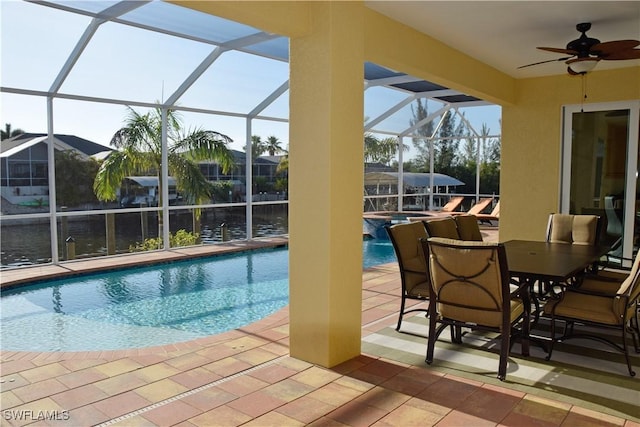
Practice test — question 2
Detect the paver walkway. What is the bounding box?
[1,236,638,426]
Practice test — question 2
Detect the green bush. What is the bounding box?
[129,229,199,252]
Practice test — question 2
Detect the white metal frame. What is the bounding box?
[0,1,500,266]
[561,99,640,262]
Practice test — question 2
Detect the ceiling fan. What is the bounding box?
[519,22,640,75]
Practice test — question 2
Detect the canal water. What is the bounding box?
[1,206,288,267]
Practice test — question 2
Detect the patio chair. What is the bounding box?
[385,222,430,331]
[424,217,460,239]
[476,201,500,224]
[543,249,640,376]
[421,237,530,381]
[453,215,484,241]
[449,197,494,217]
[543,213,603,292]
[546,213,602,246]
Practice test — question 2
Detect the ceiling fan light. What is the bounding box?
[567,58,599,74]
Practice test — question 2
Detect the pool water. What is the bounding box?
[0,239,396,352]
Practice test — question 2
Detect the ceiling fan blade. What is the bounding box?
[518,56,574,69]
[537,47,578,55]
[599,48,640,60]
[591,40,640,55]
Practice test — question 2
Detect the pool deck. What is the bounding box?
[1,232,639,426]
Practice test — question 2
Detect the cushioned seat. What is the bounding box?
[542,250,640,376]
[421,237,530,381]
[453,215,483,241]
[546,213,601,246]
[424,217,460,239]
[386,222,430,331]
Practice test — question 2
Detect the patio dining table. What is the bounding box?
[503,239,610,283]
[503,239,611,324]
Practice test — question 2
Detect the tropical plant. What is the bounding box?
[94,105,234,241]
[129,229,199,252]
[94,105,234,206]
[364,133,403,165]
[409,99,435,167]
[264,135,284,156]
[210,180,234,203]
[55,150,100,207]
[1,123,25,140]
[247,135,266,158]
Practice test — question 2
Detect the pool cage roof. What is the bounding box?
[1,0,498,144]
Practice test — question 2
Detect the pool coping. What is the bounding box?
[0,236,289,290]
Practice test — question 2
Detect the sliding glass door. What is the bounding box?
[561,100,639,265]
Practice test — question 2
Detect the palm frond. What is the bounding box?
[168,153,212,204]
[174,128,235,174]
[93,151,135,201]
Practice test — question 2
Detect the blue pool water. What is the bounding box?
[0,239,396,352]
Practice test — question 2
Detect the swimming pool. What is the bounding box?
[0,239,396,352]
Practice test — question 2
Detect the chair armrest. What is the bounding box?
[583,274,623,283]
[567,287,619,298]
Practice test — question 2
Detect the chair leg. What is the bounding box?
[498,331,510,381]
[396,296,406,331]
[546,316,557,361]
[630,315,640,353]
[621,327,636,377]
[520,321,530,357]
[426,312,438,364]
[450,325,462,344]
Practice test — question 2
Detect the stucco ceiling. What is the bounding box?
[366,1,640,79]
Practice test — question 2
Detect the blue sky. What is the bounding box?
[1,0,500,157]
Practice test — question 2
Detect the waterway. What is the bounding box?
[1,206,289,266]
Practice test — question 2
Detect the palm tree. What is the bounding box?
[264,135,283,156]
[94,105,235,236]
[247,135,266,158]
[1,123,25,140]
[364,132,404,165]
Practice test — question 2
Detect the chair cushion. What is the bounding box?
[426,217,459,239]
[543,292,620,325]
[572,215,599,245]
[454,215,483,241]
[549,214,574,244]
[579,277,622,295]
[440,298,524,329]
[387,222,429,295]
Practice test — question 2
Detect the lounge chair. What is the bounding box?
[449,197,494,217]
[476,201,500,224]
[438,196,464,213]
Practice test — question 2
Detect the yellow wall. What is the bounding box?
[500,67,640,241]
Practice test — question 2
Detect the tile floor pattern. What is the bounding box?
[2,239,640,427]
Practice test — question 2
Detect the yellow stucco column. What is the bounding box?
[288,1,365,367]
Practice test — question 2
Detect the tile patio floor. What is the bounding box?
[1,236,639,426]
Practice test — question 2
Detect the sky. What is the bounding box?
[0,0,501,158]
